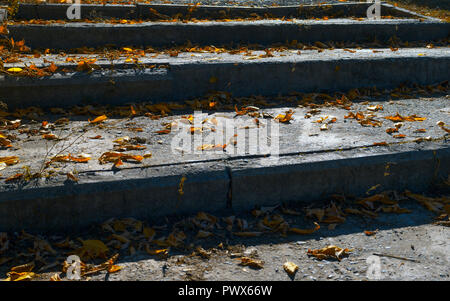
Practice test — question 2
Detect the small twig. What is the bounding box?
[39,125,91,174]
[373,253,420,263]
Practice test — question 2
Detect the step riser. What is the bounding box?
[232,148,450,211]
[8,21,450,50]
[0,147,448,232]
[1,56,449,109]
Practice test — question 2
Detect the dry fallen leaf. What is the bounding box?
[76,240,109,260]
[307,245,353,261]
[364,230,378,236]
[405,191,445,213]
[283,261,299,276]
[7,67,23,73]
[239,257,264,269]
[0,156,19,165]
[66,172,79,182]
[89,115,108,124]
[178,175,186,196]
[275,109,294,123]
[233,232,263,237]
[289,222,320,235]
[5,173,23,183]
[48,153,91,165]
[5,271,36,281]
[196,230,213,239]
[50,273,61,281]
[5,262,36,281]
[384,113,426,122]
[145,245,169,257]
[98,152,143,166]
[108,265,122,273]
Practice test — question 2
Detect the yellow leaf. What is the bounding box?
[145,245,169,256]
[10,263,33,273]
[5,272,35,281]
[283,261,299,275]
[7,68,23,73]
[50,273,61,281]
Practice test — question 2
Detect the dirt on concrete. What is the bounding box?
[84,199,450,281]
[0,190,449,281]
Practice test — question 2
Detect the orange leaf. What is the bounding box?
[89,115,108,124]
[155,129,171,134]
[130,105,136,115]
[386,127,398,134]
[5,173,23,182]
[373,142,388,146]
[108,265,122,273]
[48,62,58,73]
[0,156,19,165]
[0,25,8,35]
[364,230,378,236]
[289,222,320,235]
[275,109,294,123]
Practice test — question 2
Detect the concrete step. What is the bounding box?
[1,47,449,108]
[0,97,448,231]
[8,18,449,50]
[13,2,428,21]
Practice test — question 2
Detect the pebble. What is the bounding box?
[243,247,258,257]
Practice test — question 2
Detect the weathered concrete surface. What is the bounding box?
[84,205,450,281]
[2,191,449,281]
[13,2,422,21]
[1,47,450,109]
[0,8,7,22]
[7,18,449,50]
[0,97,448,231]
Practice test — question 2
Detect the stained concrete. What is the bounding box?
[1,48,449,108]
[8,18,449,50]
[13,2,424,21]
[0,97,448,231]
